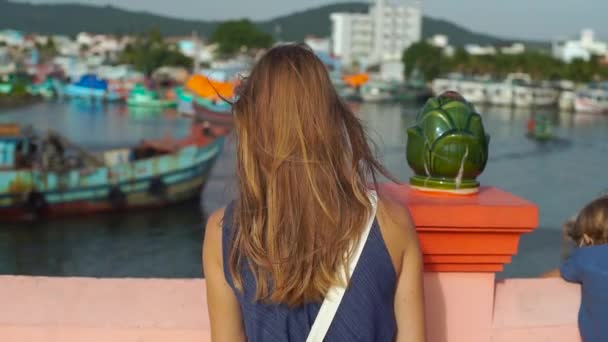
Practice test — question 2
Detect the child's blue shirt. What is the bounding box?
[561,245,608,342]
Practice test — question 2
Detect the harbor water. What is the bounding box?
[0,101,607,278]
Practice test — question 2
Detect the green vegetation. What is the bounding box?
[403,42,444,81]
[0,1,547,48]
[211,20,273,55]
[403,41,608,82]
[36,37,58,61]
[119,28,192,76]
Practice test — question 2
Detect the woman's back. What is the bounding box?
[202,44,425,342]
[221,200,397,341]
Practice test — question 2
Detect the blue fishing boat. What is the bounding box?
[0,123,227,221]
[64,74,121,102]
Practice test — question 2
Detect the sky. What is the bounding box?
[14,0,608,41]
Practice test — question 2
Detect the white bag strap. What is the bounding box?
[306,191,378,342]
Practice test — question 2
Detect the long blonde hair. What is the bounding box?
[230,44,394,307]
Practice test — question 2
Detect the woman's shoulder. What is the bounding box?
[203,207,227,269]
[375,190,418,274]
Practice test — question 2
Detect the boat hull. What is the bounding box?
[0,137,225,221]
[193,102,234,126]
[65,85,121,102]
[127,99,177,108]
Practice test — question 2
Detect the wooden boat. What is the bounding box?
[0,123,226,221]
[192,98,233,126]
[127,84,176,108]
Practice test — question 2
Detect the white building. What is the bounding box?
[553,29,608,63]
[330,0,421,67]
[304,36,331,54]
[370,0,422,63]
[464,44,497,56]
[0,30,25,47]
[330,12,373,66]
[428,34,449,48]
[500,43,525,55]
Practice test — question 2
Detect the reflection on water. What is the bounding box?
[0,201,206,278]
[0,101,608,278]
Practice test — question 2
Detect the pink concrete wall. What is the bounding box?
[492,278,581,342]
[0,276,582,342]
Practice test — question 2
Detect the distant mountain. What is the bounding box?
[0,0,548,49]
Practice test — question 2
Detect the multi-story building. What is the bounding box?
[370,0,422,63]
[330,0,421,67]
[330,12,373,67]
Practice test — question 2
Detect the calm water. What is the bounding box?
[1,100,607,278]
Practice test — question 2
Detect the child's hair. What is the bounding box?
[565,196,608,247]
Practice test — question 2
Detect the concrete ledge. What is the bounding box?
[0,276,583,342]
[491,278,581,341]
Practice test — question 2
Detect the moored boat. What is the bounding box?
[192,98,233,126]
[574,88,608,113]
[0,123,226,221]
[127,84,176,108]
[176,86,195,115]
[360,81,394,102]
[64,74,121,102]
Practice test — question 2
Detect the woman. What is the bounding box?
[203,44,425,341]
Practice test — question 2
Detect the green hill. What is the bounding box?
[0,0,547,49]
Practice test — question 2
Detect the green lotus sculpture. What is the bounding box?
[406,91,490,194]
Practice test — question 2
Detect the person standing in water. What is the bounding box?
[203,44,426,341]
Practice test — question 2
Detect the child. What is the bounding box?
[559,196,608,342]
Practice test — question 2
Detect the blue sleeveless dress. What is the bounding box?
[221,202,398,341]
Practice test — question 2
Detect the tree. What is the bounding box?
[119,28,192,76]
[211,19,274,56]
[402,41,443,81]
[37,37,58,61]
[404,42,608,83]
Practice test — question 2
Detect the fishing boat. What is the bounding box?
[127,84,176,108]
[27,78,64,99]
[432,76,487,104]
[184,74,236,125]
[391,82,433,104]
[486,74,538,108]
[574,88,608,113]
[532,82,560,107]
[192,98,233,126]
[360,81,394,102]
[513,85,534,108]
[456,80,487,104]
[0,82,12,95]
[331,74,362,102]
[64,74,121,102]
[0,123,226,221]
[176,87,195,116]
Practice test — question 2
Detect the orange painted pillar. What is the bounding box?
[380,184,539,342]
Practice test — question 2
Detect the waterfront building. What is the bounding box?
[330,0,422,67]
[553,29,608,63]
[330,12,373,67]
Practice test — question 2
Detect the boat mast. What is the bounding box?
[193,31,200,75]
